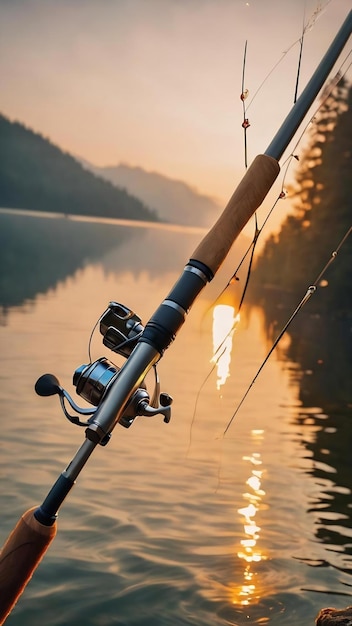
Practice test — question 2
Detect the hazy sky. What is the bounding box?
[0,0,351,205]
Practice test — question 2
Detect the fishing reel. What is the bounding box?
[35,302,173,444]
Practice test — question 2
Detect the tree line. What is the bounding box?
[251,78,351,316]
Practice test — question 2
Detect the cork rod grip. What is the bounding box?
[0,508,56,624]
[191,154,280,276]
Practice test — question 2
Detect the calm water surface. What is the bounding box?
[0,212,351,625]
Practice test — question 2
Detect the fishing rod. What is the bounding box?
[0,10,351,624]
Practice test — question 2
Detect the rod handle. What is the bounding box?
[191,154,280,276]
[0,507,57,624]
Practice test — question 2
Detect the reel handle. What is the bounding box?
[0,508,56,624]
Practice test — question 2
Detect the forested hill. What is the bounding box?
[251,79,351,316]
[0,113,158,221]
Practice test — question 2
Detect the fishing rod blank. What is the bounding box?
[266,9,352,161]
[0,9,351,625]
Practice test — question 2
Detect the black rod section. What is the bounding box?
[265,10,352,161]
[34,474,75,525]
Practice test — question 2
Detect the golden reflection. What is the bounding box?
[232,432,268,606]
[211,304,239,390]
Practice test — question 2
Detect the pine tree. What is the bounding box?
[252,78,351,315]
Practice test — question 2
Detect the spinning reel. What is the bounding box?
[35,302,173,444]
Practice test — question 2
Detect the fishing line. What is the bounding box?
[187,51,351,457]
[294,1,307,103]
[313,226,351,284]
[87,308,144,364]
[212,73,346,379]
[240,40,250,169]
[245,0,332,113]
[185,346,226,458]
[210,60,351,356]
[208,59,351,386]
[192,62,351,404]
[232,3,350,327]
[222,225,352,437]
[294,0,334,103]
[88,315,101,363]
[200,181,289,362]
[232,3,347,327]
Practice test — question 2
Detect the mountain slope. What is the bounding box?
[83,162,222,227]
[0,114,158,221]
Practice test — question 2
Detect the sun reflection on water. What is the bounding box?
[211,305,269,606]
[233,431,268,606]
[211,304,240,390]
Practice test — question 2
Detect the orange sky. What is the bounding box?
[0,0,351,209]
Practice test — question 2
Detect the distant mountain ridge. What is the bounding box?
[82,162,222,227]
[0,112,222,228]
[0,113,158,222]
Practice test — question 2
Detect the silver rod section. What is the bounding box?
[265,10,352,161]
[86,341,160,439]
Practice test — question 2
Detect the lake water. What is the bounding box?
[0,211,351,625]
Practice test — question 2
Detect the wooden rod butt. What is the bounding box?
[0,508,57,624]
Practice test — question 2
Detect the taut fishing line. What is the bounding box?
[293,1,333,102]
[222,225,352,436]
[206,60,351,367]
[218,1,340,322]
[294,1,307,103]
[227,0,343,334]
[186,51,351,458]
[205,65,348,364]
[244,0,332,114]
[213,225,351,492]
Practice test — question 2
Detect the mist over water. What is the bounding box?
[0,213,351,625]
